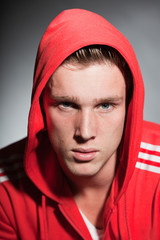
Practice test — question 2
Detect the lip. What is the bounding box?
[72,148,98,161]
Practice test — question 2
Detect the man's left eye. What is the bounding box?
[100,103,111,109]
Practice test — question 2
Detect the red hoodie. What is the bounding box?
[0,9,160,240]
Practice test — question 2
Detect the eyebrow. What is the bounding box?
[49,94,123,104]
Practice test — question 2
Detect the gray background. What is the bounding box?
[1,0,160,148]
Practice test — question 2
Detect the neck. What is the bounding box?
[67,153,117,228]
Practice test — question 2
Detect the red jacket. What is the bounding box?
[0,9,160,240]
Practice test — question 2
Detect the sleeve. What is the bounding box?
[0,204,18,240]
[0,139,26,239]
[0,185,19,240]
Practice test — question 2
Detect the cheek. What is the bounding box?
[46,111,74,147]
[99,107,126,141]
[112,108,126,142]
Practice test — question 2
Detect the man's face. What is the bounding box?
[43,62,126,180]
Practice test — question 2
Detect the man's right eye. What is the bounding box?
[60,102,72,108]
[57,102,77,111]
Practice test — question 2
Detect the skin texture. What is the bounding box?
[43,62,126,183]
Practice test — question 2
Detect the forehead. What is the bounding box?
[45,62,126,102]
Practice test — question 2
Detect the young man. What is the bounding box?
[0,9,160,240]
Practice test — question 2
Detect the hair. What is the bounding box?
[62,45,133,100]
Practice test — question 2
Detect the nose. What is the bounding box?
[74,109,96,141]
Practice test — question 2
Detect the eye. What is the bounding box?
[58,102,78,111]
[60,102,72,108]
[99,103,111,110]
[96,102,116,112]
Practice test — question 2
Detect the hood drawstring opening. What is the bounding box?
[39,195,48,240]
[124,193,131,240]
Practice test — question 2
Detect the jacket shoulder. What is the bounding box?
[0,138,27,184]
[142,120,160,144]
[0,138,26,158]
[135,120,160,175]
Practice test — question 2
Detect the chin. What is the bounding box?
[65,163,101,178]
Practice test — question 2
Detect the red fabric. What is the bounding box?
[0,9,160,239]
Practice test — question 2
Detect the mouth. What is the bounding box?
[72,148,98,162]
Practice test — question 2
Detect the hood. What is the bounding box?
[24,9,144,205]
